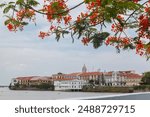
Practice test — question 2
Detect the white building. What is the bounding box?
[54,78,87,91]
[10,78,19,86]
[104,71,126,86]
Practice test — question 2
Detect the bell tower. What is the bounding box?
[82,64,87,73]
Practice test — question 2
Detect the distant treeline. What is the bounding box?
[82,86,134,93]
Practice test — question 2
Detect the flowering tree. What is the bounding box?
[0,0,150,58]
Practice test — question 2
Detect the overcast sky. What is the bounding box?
[0,0,149,85]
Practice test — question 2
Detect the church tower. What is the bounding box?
[82,64,87,73]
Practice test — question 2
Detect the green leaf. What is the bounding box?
[4,19,11,25]
[3,4,16,14]
[101,0,111,7]
[62,30,69,38]
[116,17,124,27]
[3,6,11,13]
[51,2,59,8]
[0,3,6,8]
[8,2,15,4]
[21,22,28,25]
[84,0,90,3]
[123,44,135,50]
[16,0,24,4]
[55,30,61,41]
[99,32,110,39]
[28,0,39,6]
[92,32,110,49]
[84,0,96,3]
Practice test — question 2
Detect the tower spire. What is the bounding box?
[82,64,87,73]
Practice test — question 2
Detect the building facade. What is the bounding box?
[124,73,142,86]
[10,76,52,87]
[54,78,87,91]
[10,65,142,90]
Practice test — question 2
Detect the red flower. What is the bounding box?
[133,0,139,3]
[50,25,56,31]
[111,23,123,32]
[38,31,50,39]
[81,37,90,45]
[64,15,72,25]
[7,24,14,31]
[138,15,144,20]
[139,16,149,31]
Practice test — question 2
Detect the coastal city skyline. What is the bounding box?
[0,61,148,86]
[10,65,142,92]
[0,0,150,85]
[0,64,146,86]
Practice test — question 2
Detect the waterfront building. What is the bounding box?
[79,72,103,85]
[104,71,126,86]
[64,72,81,79]
[10,65,142,90]
[52,72,66,79]
[103,71,142,86]
[10,78,19,86]
[29,76,52,86]
[10,76,52,86]
[124,72,142,86]
[13,76,34,86]
[54,78,87,91]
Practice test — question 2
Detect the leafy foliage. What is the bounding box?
[91,32,110,49]
[36,83,54,90]
[0,0,150,58]
[141,72,150,85]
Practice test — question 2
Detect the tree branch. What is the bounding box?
[125,0,149,23]
[24,1,84,16]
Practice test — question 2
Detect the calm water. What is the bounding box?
[0,87,120,100]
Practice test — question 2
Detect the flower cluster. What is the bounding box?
[2,0,150,58]
[81,37,90,46]
[85,0,102,25]
[6,8,35,32]
[43,0,71,23]
[86,0,101,10]
[16,9,35,20]
[135,41,144,56]
[76,0,102,25]
[105,36,131,47]
[38,0,72,39]
[111,15,125,32]
[38,31,50,39]
[6,18,23,31]
[76,12,88,23]
[63,15,72,25]
[111,23,123,32]
[137,2,150,39]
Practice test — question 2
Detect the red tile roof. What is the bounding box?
[79,72,103,76]
[16,76,36,80]
[65,72,81,76]
[16,76,52,81]
[104,72,112,76]
[124,73,142,79]
[52,78,76,81]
